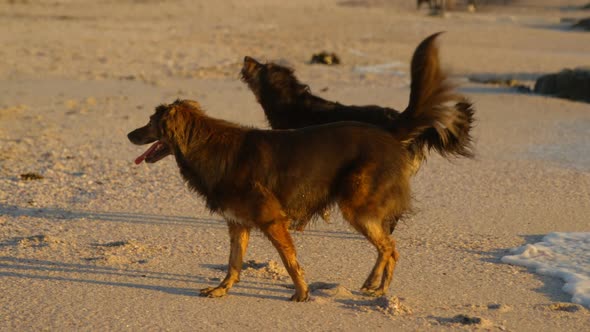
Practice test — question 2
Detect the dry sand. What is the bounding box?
[1,0,589,330]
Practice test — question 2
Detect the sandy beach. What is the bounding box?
[1,0,589,330]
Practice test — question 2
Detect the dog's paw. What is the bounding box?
[361,287,385,297]
[289,291,310,302]
[360,280,381,292]
[200,286,229,298]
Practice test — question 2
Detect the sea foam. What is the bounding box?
[502,232,590,308]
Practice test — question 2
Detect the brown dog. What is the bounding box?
[127,40,473,300]
[241,32,474,182]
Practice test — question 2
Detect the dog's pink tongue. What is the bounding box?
[134,141,160,165]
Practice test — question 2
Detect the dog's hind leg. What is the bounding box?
[355,219,396,296]
[379,214,402,292]
[380,237,400,294]
[200,222,251,298]
[338,165,399,296]
[261,221,309,302]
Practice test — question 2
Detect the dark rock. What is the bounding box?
[534,68,590,103]
[310,52,340,65]
[453,314,482,325]
[572,17,590,30]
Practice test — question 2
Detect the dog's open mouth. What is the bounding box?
[241,57,261,83]
[240,68,251,82]
[134,141,171,165]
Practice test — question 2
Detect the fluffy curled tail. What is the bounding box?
[390,32,475,162]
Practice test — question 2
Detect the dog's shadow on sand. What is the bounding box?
[467,234,573,303]
[0,203,224,228]
[0,256,296,301]
[0,254,399,307]
[0,256,202,296]
[0,203,363,240]
[0,204,362,301]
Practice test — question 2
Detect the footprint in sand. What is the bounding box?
[16,234,65,249]
[84,240,163,266]
[307,282,412,318]
[241,260,289,280]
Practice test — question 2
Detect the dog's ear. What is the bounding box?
[179,99,201,111]
[153,105,173,137]
[160,103,197,147]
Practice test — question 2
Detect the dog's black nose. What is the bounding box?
[127,131,139,144]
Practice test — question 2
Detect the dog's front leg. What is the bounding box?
[200,222,251,298]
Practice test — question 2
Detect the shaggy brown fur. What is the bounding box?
[127,81,470,300]
[241,32,474,178]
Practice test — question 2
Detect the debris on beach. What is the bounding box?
[372,296,413,317]
[544,302,584,313]
[417,0,478,15]
[451,314,484,325]
[455,315,496,329]
[310,52,341,65]
[468,76,531,93]
[305,283,412,318]
[99,240,137,248]
[346,295,412,318]
[435,314,494,328]
[488,303,513,313]
[20,172,44,181]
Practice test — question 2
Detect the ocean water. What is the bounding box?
[502,232,590,308]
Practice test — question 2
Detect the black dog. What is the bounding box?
[241,32,475,178]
